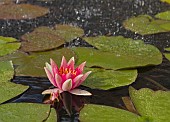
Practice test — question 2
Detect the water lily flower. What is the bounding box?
[42,56,92,97]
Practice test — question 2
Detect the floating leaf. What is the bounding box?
[129,87,170,122]
[123,15,170,35]
[155,11,170,21]
[0,48,76,77]
[0,4,49,20]
[83,68,137,90]
[160,0,170,4]
[0,61,28,103]
[0,103,56,121]
[73,46,162,70]
[164,47,170,61]
[165,47,170,51]
[54,24,84,42]
[79,104,143,122]
[0,36,20,57]
[21,30,65,52]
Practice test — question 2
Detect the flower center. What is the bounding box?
[59,67,77,75]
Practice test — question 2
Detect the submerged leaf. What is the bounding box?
[123,15,170,35]
[0,61,28,103]
[0,103,56,122]
[0,4,49,20]
[0,36,20,57]
[83,68,137,90]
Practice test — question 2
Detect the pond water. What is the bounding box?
[0,0,170,122]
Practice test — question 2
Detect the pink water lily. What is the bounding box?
[42,56,92,97]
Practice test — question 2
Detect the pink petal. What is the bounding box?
[69,89,92,96]
[60,56,67,68]
[44,67,57,87]
[76,61,86,74]
[42,88,63,94]
[55,74,63,90]
[50,58,59,75]
[77,71,92,86]
[67,57,75,69]
[45,62,52,73]
[72,74,83,89]
[66,72,72,79]
[62,79,72,91]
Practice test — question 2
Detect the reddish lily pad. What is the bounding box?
[20,30,65,52]
[123,15,170,35]
[0,48,76,77]
[20,25,84,52]
[54,24,84,42]
[0,4,49,20]
[129,87,170,122]
[0,36,20,57]
[33,25,84,42]
[83,68,137,90]
[0,61,29,103]
[0,103,56,122]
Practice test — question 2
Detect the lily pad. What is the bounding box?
[160,0,170,4]
[123,15,170,35]
[129,87,170,122]
[83,68,137,90]
[0,4,49,20]
[73,46,162,70]
[0,61,29,103]
[79,104,143,122]
[164,47,170,61]
[0,103,56,122]
[54,24,84,42]
[0,48,76,77]
[0,36,20,57]
[155,11,170,21]
[20,30,65,52]
[33,25,84,42]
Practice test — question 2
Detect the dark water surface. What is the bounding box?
[1,0,170,121]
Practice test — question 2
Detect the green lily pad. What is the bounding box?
[0,103,56,122]
[123,15,170,35]
[0,36,20,57]
[129,87,170,122]
[0,4,49,20]
[79,104,143,122]
[73,44,162,70]
[0,61,29,103]
[155,11,170,21]
[164,47,170,61]
[165,47,170,51]
[20,30,65,52]
[83,68,137,90]
[0,48,76,77]
[54,24,84,42]
[160,0,170,4]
